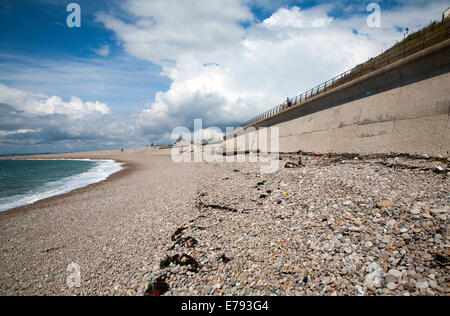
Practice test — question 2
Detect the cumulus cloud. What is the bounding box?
[97,0,253,64]
[95,1,380,136]
[0,83,111,118]
[262,5,333,28]
[0,85,141,154]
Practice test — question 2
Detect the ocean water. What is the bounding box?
[0,159,122,211]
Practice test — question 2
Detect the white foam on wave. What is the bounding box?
[0,159,123,212]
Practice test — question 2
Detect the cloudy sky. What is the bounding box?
[0,0,448,154]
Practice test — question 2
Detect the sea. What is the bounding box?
[0,159,122,212]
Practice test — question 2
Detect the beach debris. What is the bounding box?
[431,253,449,267]
[171,227,187,241]
[198,200,239,213]
[218,254,232,263]
[169,236,198,250]
[169,226,198,250]
[160,254,201,272]
[144,275,169,296]
[41,246,65,253]
[285,156,306,168]
[285,162,301,168]
[433,165,445,174]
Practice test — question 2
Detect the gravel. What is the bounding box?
[153,152,448,296]
[0,149,448,296]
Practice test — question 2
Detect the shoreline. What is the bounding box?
[0,159,136,219]
[0,146,207,296]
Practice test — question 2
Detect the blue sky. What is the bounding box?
[0,0,170,114]
[0,0,448,154]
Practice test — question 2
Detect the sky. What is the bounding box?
[0,0,448,154]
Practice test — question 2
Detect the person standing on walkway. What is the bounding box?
[286,97,292,108]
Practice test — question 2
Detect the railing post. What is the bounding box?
[404,38,406,57]
[423,30,426,49]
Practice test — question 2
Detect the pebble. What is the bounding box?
[377,200,394,208]
[386,282,397,290]
[387,269,402,279]
[415,279,429,289]
[410,208,421,215]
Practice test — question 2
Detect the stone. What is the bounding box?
[430,208,449,214]
[385,274,398,284]
[343,264,353,274]
[428,280,438,289]
[386,219,396,227]
[422,210,433,219]
[410,207,421,215]
[387,269,402,279]
[348,226,363,232]
[386,282,397,290]
[364,241,373,249]
[415,279,429,289]
[376,200,394,208]
[365,263,383,288]
[404,282,414,290]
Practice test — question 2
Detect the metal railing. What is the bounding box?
[234,19,450,132]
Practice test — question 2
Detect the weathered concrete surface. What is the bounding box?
[224,39,450,157]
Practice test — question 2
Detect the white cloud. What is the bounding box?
[0,83,111,118]
[97,0,252,64]
[262,5,333,29]
[92,44,110,57]
[0,129,37,136]
[0,84,144,153]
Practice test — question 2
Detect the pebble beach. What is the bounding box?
[0,147,448,296]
